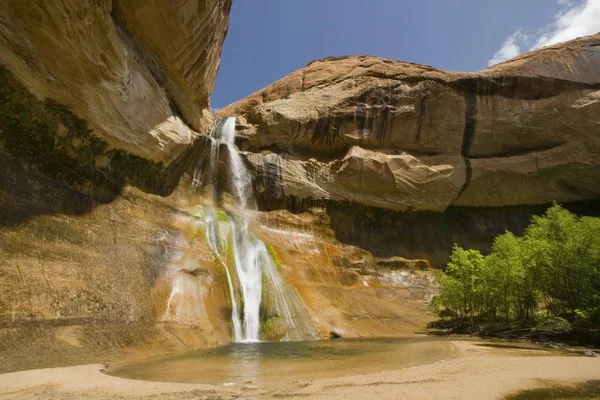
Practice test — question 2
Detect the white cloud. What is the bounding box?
[532,0,600,49]
[487,31,523,66]
[487,0,600,67]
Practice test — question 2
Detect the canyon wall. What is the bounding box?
[2,5,599,373]
[218,33,600,264]
[0,1,430,372]
[0,182,233,372]
[0,0,234,372]
[0,0,231,163]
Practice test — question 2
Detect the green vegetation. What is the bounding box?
[266,243,281,267]
[0,64,175,197]
[226,228,235,267]
[0,64,108,187]
[108,149,167,192]
[431,203,600,340]
[261,316,285,341]
[215,208,230,223]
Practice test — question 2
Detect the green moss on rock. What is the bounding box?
[261,316,285,341]
[266,244,281,267]
[0,64,195,215]
[0,65,111,188]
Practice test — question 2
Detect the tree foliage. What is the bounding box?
[432,204,600,328]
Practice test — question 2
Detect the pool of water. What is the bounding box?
[108,337,455,387]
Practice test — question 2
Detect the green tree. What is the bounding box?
[525,203,600,317]
[485,232,525,320]
[433,203,600,330]
[444,245,486,317]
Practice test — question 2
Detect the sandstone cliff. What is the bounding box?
[0,0,232,224]
[0,0,234,372]
[2,4,599,374]
[0,2,433,372]
[0,0,230,163]
[218,33,600,212]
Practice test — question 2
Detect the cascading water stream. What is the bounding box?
[204,206,243,341]
[229,221,263,342]
[192,120,245,341]
[221,117,265,342]
[220,117,252,212]
[195,116,317,343]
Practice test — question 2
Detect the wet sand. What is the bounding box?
[0,340,599,399]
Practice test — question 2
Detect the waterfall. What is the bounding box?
[220,117,253,212]
[204,206,243,341]
[229,220,263,341]
[197,116,317,343]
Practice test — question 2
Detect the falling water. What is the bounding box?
[220,117,253,212]
[229,221,263,342]
[196,116,317,342]
[204,206,243,341]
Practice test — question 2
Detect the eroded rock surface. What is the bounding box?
[0,0,234,372]
[0,0,231,163]
[248,148,466,211]
[0,182,232,373]
[255,208,439,339]
[219,33,600,211]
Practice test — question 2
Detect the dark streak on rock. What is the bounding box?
[264,155,283,199]
[460,80,478,157]
[292,121,302,140]
[415,94,427,146]
[456,80,478,199]
[309,116,342,147]
[456,158,473,200]
[252,154,284,201]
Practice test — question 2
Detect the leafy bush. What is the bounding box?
[433,203,600,328]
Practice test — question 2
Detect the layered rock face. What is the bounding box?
[0,0,231,224]
[0,0,234,372]
[218,33,600,211]
[0,0,231,163]
[0,183,233,372]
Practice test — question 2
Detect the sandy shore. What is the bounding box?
[0,341,599,399]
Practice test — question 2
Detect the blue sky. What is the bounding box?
[211,0,600,109]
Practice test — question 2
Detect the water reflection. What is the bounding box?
[109,338,454,387]
[226,343,261,383]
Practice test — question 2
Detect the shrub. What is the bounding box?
[434,203,600,329]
